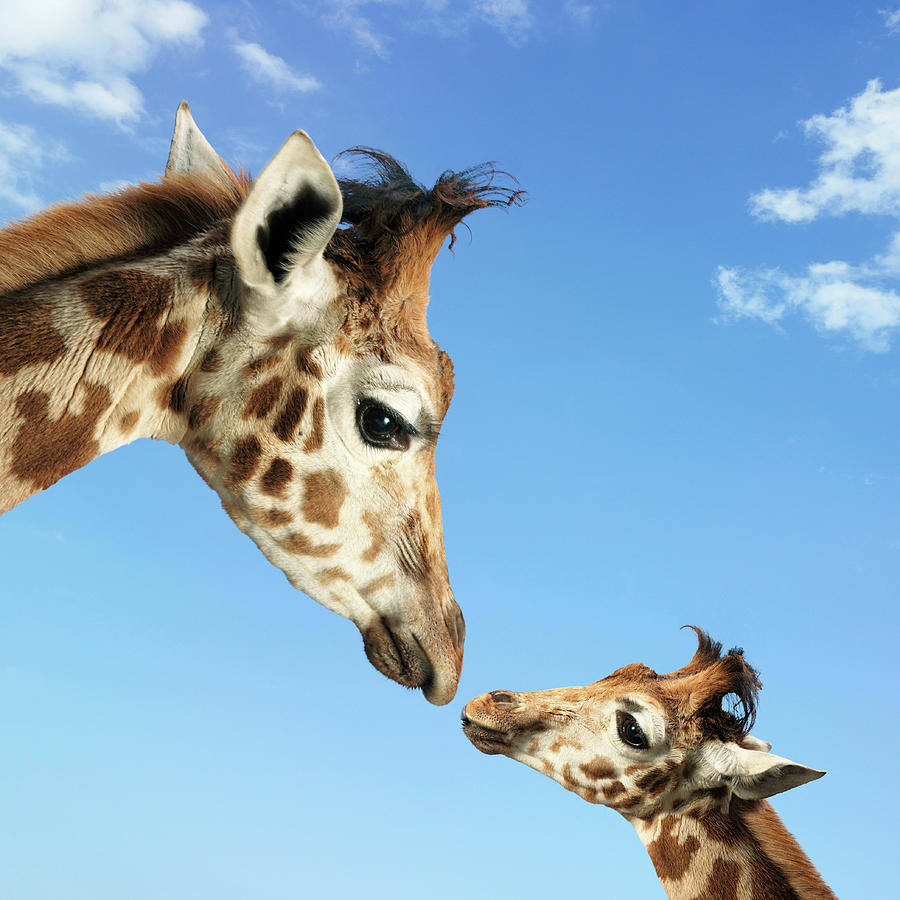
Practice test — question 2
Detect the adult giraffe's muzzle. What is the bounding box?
[362,590,464,705]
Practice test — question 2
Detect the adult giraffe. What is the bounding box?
[0,103,521,704]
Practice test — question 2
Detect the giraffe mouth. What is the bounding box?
[363,617,436,697]
[460,709,513,755]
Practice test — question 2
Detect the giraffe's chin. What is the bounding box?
[362,618,447,702]
[460,710,513,755]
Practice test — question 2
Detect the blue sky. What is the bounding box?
[1,2,898,897]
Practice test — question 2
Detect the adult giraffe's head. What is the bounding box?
[167,105,522,704]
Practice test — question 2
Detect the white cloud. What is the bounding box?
[750,79,900,223]
[313,0,535,53]
[716,231,900,352]
[0,0,208,125]
[881,7,900,32]
[564,2,594,25]
[0,121,68,216]
[473,0,533,43]
[719,79,900,351]
[232,41,323,93]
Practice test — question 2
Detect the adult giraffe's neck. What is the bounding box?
[631,799,836,899]
[0,243,229,514]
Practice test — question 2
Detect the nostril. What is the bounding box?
[489,690,516,706]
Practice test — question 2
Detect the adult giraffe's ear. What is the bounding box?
[230,130,343,326]
[165,101,231,181]
[698,741,825,800]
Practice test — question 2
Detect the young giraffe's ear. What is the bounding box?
[230,130,343,327]
[698,741,825,801]
[165,101,231,181]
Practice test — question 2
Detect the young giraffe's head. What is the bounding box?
[462,628,824,813]
[166,106,522,704]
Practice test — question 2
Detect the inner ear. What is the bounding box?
[258,185,337,284]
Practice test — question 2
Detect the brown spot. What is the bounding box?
[527,737,540,753]
[318,567,351,585]
[282,531,340,557]
[636,763,678,798]
[261,457,293,497]
[225,436,262,488]
[602,780,627,801]
[296,345,323,379]
[624,763,653,776]
[188,395,221,431]
[273,386,308,442]
[549,737,584,754]
[359,573,396,599]
[118,410,140,434]
[11,383,111,491]
[581,787,598,803]
[301,468,348,529]
[646,816,701,882]
[333,333,352,355]
[579,756,616,782]
[243,377,283,420]
[84,270,175,362]
[540,758,553,773]
[361,508,385,562]
[252,507,294,527]
[267,334,293,350]
[303,396,325,453]
[0,291,68,376]
[561,763,580,790]
[147,317,187,376]
[199,348,222,373]
[165,375,190,414]
[708,858,741,900]
[244,353,281,377]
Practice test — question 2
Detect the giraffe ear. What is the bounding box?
[230,130,343,323]
[165,101,231,181]
[699,741,825,800]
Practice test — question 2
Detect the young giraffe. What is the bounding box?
[463,629,835,898]
[0,102,522,704]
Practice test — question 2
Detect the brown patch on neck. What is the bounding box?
[0,170,250,296]
[301,468,348,529]
[260,457,293,497]
[281,531,340,558]
[0,291,68,376]
[645,815,701,883]
[243,377,284,420]
[578,756,615,781]
[11,383,112,491]
[736,800,836,899]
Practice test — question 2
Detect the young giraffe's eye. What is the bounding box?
[616,711,649,750]
[357,400,412,451]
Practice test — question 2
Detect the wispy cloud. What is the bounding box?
[750,79,900,223]
[881,7,900,32]
[0,0,208,126]
[232,40,323,93]
[564,2,594,25]
[312,0,536,54]
[717,78,900,351]
[0,121,68,216]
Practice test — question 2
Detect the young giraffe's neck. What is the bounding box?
[0,236,229,513]
[632,799,836,900]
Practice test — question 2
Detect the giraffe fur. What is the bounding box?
[462,629,836,898]
[0,103,522,705]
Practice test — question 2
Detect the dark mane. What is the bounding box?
[668,626,762,741]
[327,148,525,293]
[0,169,251,297]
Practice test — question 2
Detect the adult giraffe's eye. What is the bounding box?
[617,711,649,750]
[357,400,411,451]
